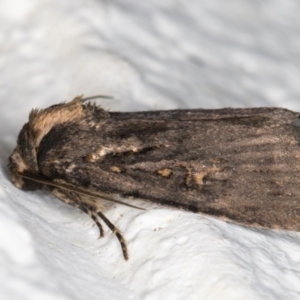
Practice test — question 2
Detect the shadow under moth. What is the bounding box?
[8,96,300,260]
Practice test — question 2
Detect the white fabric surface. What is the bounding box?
[1,1,300,299]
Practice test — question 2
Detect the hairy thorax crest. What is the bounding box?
[8,96,100,190]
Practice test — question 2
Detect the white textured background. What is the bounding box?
[1,1,300,300]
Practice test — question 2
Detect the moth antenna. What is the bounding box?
[79,206,104,238]
[19,173,145,211]
[97,211,129,260]
[81,95,114,102]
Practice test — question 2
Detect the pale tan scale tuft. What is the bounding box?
[87,139,145,162]
[194,167,222,187]
[29,96,84,148]
[10,149,28,174]
[156,168,172,178]
[110,166,122,173]
[66,163,76,173]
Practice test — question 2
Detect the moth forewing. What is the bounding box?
[8,96,300,260]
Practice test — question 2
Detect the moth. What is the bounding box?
[8,96,300,260]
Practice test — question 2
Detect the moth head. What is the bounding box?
[8,96,85,190]
[8,123,42,190]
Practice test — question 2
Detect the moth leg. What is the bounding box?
[78,205,104,238]
[51,188,105,238]
[97,211,129,260]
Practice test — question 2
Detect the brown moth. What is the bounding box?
[8,96,300,260]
